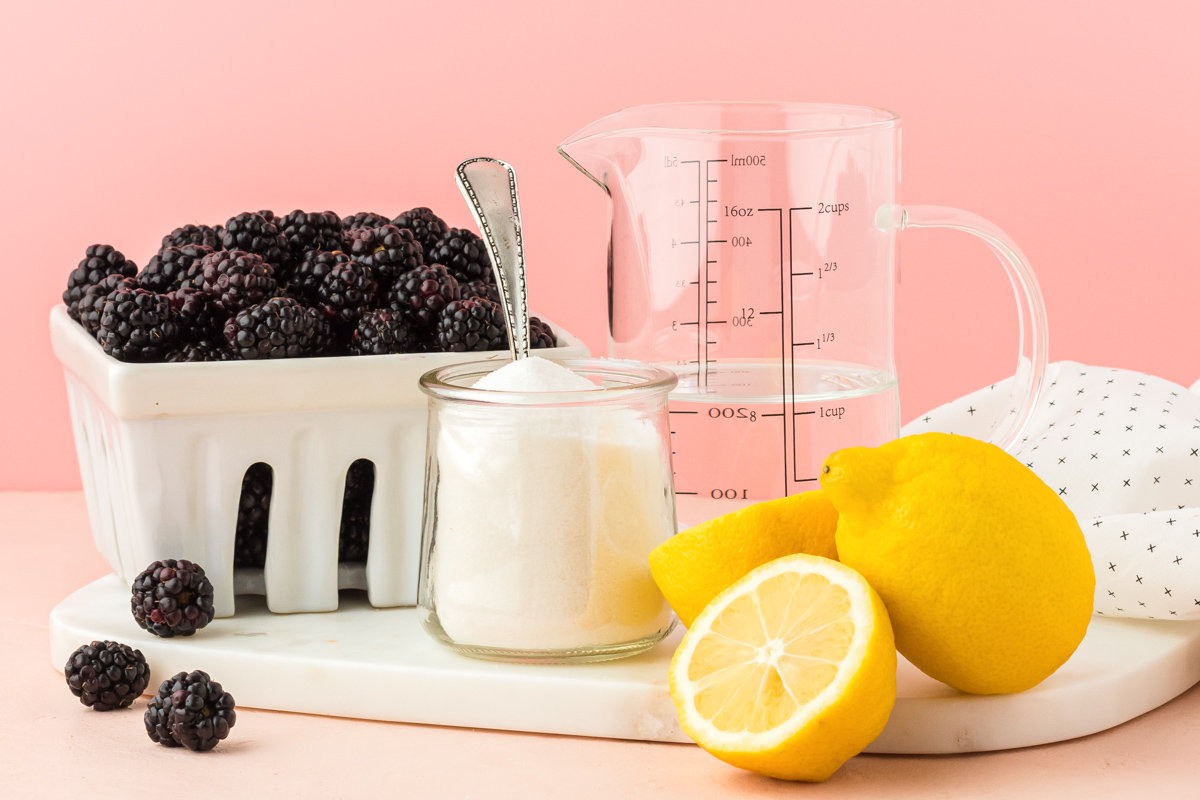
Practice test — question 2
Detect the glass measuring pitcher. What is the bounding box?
[559,102,1047,527]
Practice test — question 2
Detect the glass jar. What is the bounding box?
[417,358,679,663]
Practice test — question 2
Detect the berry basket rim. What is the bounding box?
[48,304,589,419]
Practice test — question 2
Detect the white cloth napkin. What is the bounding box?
[901,362,1200,620]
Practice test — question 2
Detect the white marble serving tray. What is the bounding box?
[50,575,1200,753]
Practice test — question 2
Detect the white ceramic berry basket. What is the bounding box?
[48,304,589,618]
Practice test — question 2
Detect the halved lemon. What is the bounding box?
[669,554,896,782]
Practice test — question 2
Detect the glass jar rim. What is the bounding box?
[418,357,679,406]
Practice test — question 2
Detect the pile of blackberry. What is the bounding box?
[66,206,561,360]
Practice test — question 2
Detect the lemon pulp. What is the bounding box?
[690,572,853,732]
[670,554,895,782]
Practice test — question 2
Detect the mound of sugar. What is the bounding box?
[473,356,599,392]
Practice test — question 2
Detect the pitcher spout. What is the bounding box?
[557,117,631,193]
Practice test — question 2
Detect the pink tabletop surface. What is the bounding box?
[3,491,1199,799]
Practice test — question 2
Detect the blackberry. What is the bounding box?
[224,296,327,359]
[161,224,223,251]
[169,287,228,341]
[435,297,508,352]
[391,207,449,256]
[164,340,233,363]
[234,464,272,568]
[144,689,178,747]
[79,274,137,335]
[308,306,338,354]
[287,249,349,304]
[317,262,378,327]
[461,279,500,303]
[350,309,416,355]
[346,224,423,286]
[255,209,283,227]
[339,459,374,562]
[64,640,150,711]
[178,260,207,291]
[530,316,558,349]
[341,211,391,231]
[280,209,343,259]
[138,244,214,293]
[427,228,494,285]
[220,212,290,276]
[130,559,215,638]
[385,265,460,331]
[97,288,180,362]
[145,670,236,752]
[199,250,277,314]
[64,244,137,321]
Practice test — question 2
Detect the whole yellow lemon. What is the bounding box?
[819,432,1094,695]
[650,490,839,628]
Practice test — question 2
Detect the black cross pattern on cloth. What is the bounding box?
[900,361,1200,620]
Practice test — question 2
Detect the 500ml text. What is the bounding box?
[730,154,766,166]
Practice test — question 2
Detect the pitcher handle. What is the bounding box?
[875,204,1048,452]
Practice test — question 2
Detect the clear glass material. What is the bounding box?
[559,102,1047,526]
[417,358,680,663]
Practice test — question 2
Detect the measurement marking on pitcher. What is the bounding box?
[703,159,728,386]
[759,207,788,495]
[682,160,702,390]
[789,206,816,485]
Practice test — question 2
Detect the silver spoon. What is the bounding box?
[455,157,530,360]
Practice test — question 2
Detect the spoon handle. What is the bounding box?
[455,157,530,360]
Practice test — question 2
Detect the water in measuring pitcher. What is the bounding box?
[667,361,898,528]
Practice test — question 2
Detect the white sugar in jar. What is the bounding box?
[416,357,679,663]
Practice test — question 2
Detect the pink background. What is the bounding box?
[2,1,1197,490]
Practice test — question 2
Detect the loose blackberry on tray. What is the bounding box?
[130,559,216,638]
[280,209,343,260]
[224,296,329,359]
[161,223,223,251]
[350,309,416,355]
[427,227,495,285]
[199,250,278,314]
[385,264,460,331]
[64,640,151,711]
[317,261,379,327]
[391,206,449,256]
[138,244,214,293]
[346,224,424,286]
[145,670,237,751]
[64,244,137,321]
[97,287,180,362]
[220,211,291,278]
